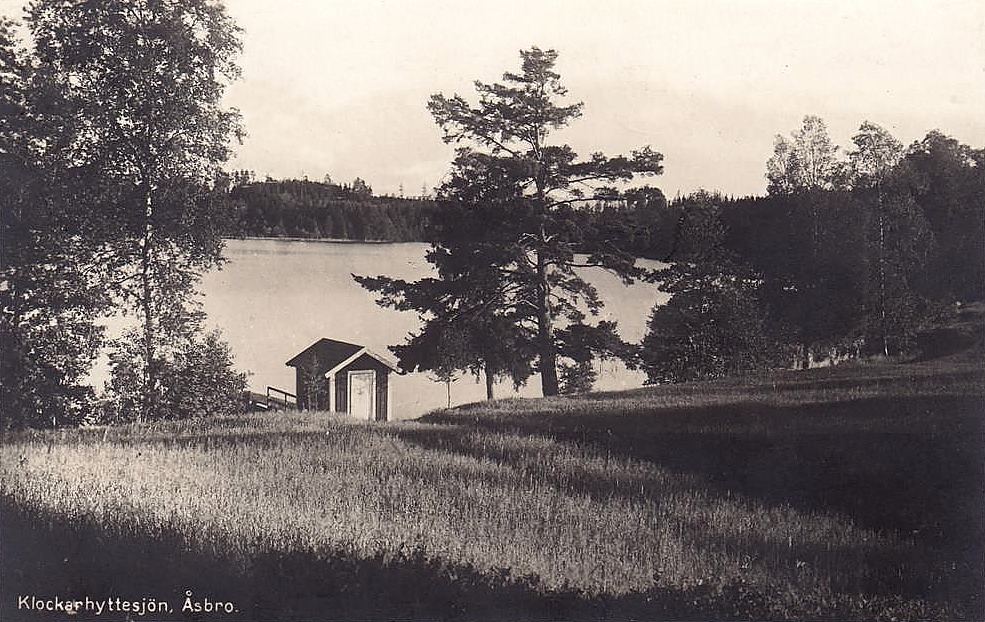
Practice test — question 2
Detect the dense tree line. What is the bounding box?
[223,177,438,241]
[224,174,677,252]
[639,122,984,383]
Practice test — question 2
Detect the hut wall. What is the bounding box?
[375,371,388,421]
[334,370,346,413]
[296,367,307,410]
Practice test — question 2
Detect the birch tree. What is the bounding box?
[27,0,244,420]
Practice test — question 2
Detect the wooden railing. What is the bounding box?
[245,387,298,411]
[266,386,298,410]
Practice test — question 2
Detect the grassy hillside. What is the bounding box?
[2,354,982,620]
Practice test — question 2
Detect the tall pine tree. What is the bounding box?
[359,48,662,396]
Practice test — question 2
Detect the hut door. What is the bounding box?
[348,370,375,420]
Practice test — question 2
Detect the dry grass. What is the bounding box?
[2,357,983,620]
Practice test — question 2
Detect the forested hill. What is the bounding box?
[223,178,438,241]
[220,177,680,250]
[220,176,683,253]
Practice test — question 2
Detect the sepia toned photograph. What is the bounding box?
[1,1,983,620]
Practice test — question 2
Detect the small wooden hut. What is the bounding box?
[286,338,399,421]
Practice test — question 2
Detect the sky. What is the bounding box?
[3,0,984,198]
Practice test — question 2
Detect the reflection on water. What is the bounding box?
[103,239,668,420]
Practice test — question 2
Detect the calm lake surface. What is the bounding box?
[102,239,668,420]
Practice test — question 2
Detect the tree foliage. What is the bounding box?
[640,194,776,383]
[225,178,436,241]
[848,121,904,186]
[26,0,245,421]
[849,121,932,355]
[2,2,250,428]
[641,262,774,384]
[377,47,663,397]
[390,313,534,400]
[104,323,247,422]
[356,209,536,399]
[766,115,844,195]
[0,16,108,429]
[902,131,985,302]
[691,123,980,366]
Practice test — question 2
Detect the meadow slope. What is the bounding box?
[1,354,983,620]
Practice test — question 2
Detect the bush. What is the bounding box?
[104,328,248,422]
[640,261,777,384]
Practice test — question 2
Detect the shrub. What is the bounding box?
[640,261,777,384]
[104,327,248,421]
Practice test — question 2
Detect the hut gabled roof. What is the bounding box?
[285,338,400,375]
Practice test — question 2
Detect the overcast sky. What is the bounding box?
[4,0,984,198]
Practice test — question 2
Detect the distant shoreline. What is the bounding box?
[225,236,415,245]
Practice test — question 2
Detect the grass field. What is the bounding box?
[2,352,983,620]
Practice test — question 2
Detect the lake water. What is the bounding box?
[101,239,668,420]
